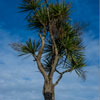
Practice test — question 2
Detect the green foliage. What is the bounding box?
[27,6,48,30]
[19,0,71,32]
[19,0,40,12]
[11,0,86,79]
[11,38,40,56]
[49,2,71,20]
[43,23,86,79]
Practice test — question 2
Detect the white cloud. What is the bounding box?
[55,66,99,100]
[0,27,99,100]
[82,31,99,66]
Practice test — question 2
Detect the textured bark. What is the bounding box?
[43,90,55,100]
[44,92,52,100]
[43,81,55,100]
[52,86,55,100]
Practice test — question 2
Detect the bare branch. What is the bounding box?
[54,74,63,86]
[35,56,48,81]
[49,55,59,80]
[48,25,59,80]
[35,26,49,81]
[37,26,46,59]
[54,68,72,86]
[55,69,62,74]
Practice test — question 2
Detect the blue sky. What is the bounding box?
[0,0,99,100]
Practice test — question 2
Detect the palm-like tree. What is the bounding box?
[11,0,86,100]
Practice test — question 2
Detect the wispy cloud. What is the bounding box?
[0,22,99,100]
[0,0,99,99]
[83,31,99,66]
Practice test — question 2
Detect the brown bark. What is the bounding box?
[43,81,55,100]
[35,26,49,81]
[36,58,48,81]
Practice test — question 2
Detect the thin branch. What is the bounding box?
[54,74,63,86]
[54,68,72,86]
[55,69,62,74]
[44,0,50,22]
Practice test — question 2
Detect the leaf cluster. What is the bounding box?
[19,0,71,32]
[43,23,86,79]
[11,0,86,79]
[11,38,40,56]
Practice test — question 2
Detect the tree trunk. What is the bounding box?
[43,81,55,100]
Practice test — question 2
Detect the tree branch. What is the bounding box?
[44,0,59,81]
[35,26,48,81]
[35,56,48,81]
[55,69,62,74]
[48,24,59,80]
[54,74,63,86]
[48,52,58,80]
[37,26,46,59]
[44,0,50,22]
[54,68,72,86]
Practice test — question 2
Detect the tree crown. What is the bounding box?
[11,0,86,81]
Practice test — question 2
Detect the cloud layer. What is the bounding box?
[0,0,99,100]
[0,27,99,100]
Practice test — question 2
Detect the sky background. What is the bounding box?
[0,0,99,100]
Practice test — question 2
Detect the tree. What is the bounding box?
[11,0,86,100]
